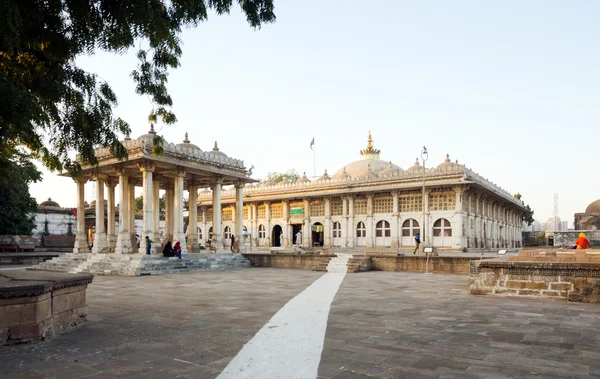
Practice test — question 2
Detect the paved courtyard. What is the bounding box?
[2,268,600,379]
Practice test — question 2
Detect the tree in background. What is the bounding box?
[134,194,165,213]
[264,169,300,184]
[0,151,42,234]
[514,193,535,226]
[1,0,275,174]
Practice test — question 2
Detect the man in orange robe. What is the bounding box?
[575,233,590,249]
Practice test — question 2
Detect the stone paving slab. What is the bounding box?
[2,269,600,378]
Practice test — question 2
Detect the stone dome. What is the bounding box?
[40,197,60,207]
[437,154,459,170]
[407,158,423,172]
[176,132,202,154]
[332,167,351,180]
[297,172,311,183]
[210,141,228,158]
[379,161,401,176]
[136,123,159,143]
[585,200,600,214]
[333,131,402,178]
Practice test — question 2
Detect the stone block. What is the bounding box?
[506,281,547,290]
[541,290,567,298]
[52,284,87,297]
[0,293,50,306]
[550,283,573,291]
[52,289,86,315]
[518,290,542,296]
[8,322,46,340]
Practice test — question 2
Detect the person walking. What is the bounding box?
[145,236,153,255]
[413,233,421,255]
[230,234,236,252]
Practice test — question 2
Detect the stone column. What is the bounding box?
[73,178,90,253]
[423,189,430,247]
[454,186,467,250]
[366,194,374,247]
[235,183,244,252]
[106,179,117,252]
[251,204,258,247]
[187,182,199,253]
[201,207,207,247]
[324,197,331,247]
[348,197,355,248]
[92,174,109,253]
[153,179,160,243]
[128,183,137,253]
[173,167,187,253]
[391,191,399,248]
[282,200,290,247]
[303,199,311,248]
[115,171,132,253]
[341,197,348,248]
[212,178,223,250]
[265,201,272,247]
[139,163,155,254]
[164,185,173,243]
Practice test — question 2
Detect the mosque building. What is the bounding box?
[197,132,526,251]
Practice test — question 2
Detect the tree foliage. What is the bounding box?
[264,169,300,184]
[514,193,534,226]
[0,0,276,174]
[0,151,42,234]
[134,194,165,213]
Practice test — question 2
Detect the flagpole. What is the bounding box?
[313,141,316,179]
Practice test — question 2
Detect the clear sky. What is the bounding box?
[30,0,600,227]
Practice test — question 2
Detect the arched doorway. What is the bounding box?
[272,225,283,247]
[224,226,232,247]
[356,221,366,247]
[433,218,452,247]
[375,220,391,246]
[332,222,342,246]
[197,227,202,246]
[208,227,213,242]
[312,222,324,246]
[401,219,420,246]
[258,224,266,246]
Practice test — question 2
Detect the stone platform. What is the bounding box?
[0,270,93,345]
[30,253,250,276]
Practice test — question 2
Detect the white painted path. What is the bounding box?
[216,272,346,379]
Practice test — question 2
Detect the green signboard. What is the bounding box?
[290,207,304,215]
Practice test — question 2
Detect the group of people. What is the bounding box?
[142,236,182,259]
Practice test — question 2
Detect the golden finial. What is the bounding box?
[360,130,380,158]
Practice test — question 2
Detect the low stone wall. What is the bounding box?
[0,252,61,266]
[470,260,600,303]
[244,253,333,270]
[370,256,475,275]
[0,270,93,345]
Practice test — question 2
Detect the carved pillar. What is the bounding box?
[188,181,199,253]
[341,197,348,248]
[173,167,187,253]
[212,178,223,250]
[139,163,155,254]
[73,178,90,253]
[201,207,207,247]
[423,189,430,247]
[366,194,374,247]
[128,183,137,253]
[324,197,331,247]
[164,185,174,244]
[303,199,311,248]
[251,204,258,248]
[282,200,290,247]
[391,191,399,248]
[153,179,160,243]
[115,170,132,253]
[348,197,355,248]
[265,201,271,247]
[106,179,117,252]
[235,183,244,252]
[92,174,108,253]
[454,186,466,251]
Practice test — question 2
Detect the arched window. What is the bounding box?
[356,221,366,237]
[333,222,342,238]
[433,218,452,247]
[375,220,391,237]
[208,227,213,240]
[402,219,420,237]
[258,224,266,239]
[224,226,231,240]
[197,227,202,241]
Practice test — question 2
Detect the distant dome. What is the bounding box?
[437,154,459,170]
[379,161,401,176]
[210,141,228,158]
[586,200,600,214]
[333,131,402,178]
[297,172,311,183]
[407,158,423,172]
[40,197,60,207]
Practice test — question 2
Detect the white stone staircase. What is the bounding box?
[325,253,353,273]
[30,253,251,276]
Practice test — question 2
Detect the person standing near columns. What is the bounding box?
[92,173,109,253]
[73,177,90,254]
